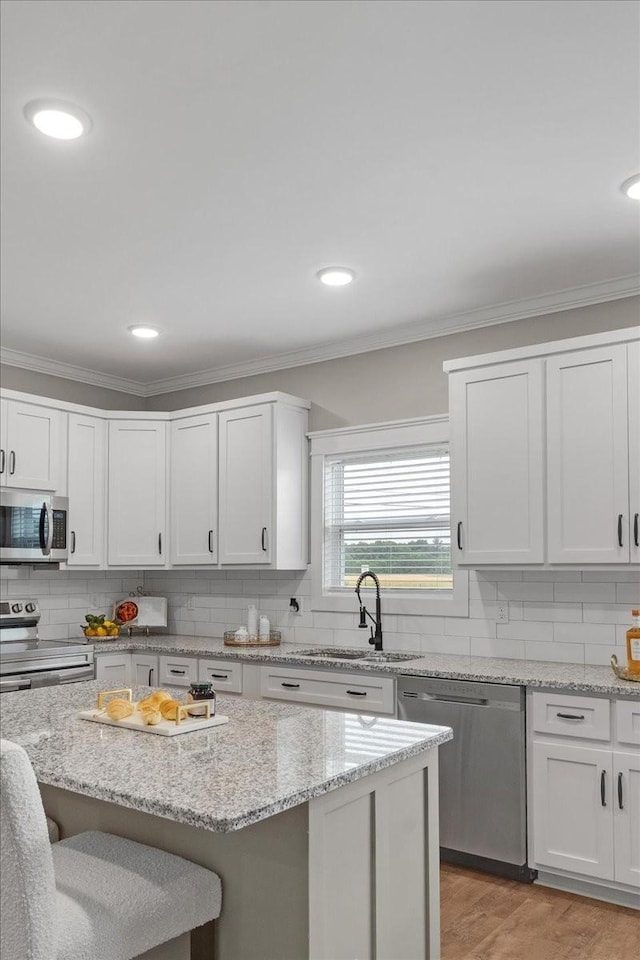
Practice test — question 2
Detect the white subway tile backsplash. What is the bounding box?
[470,637,526,660]
[497,581,554,602]
[497,620,554,642]
[554,582,616,603]
[421,635,470,656]
[523,602,582,622]
[445,616,496,639]
[525,640,584,664]
[584,643,628,666]
[553,622,615,645]
[616,582,640,604]
[583,603,634,625]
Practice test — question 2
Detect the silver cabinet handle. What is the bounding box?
[9,450,16,475]
[158,532,163,555]
[600,770,607,807]
[148,667,154,685]
[0,449,4,474]
[170,668,186,675]
[261,526,268,552]
[618,772,624,810]
[556,712,584,721]
[456,521,463,550]
[208,529,214,553]
[617,514,624,548]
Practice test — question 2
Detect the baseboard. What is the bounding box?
[536,871,640,910]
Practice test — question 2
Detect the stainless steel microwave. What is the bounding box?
[0,492,69,563]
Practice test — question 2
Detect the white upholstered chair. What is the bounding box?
[0,739,222,960]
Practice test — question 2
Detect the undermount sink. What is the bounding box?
[295,648,421,663]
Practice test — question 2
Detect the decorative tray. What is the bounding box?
[224,630,281,647]
[78,689,229,737]
[611,655,640,683]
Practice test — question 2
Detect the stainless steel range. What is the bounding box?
[0,599,94,692]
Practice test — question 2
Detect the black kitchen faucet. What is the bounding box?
[355,570,383,651]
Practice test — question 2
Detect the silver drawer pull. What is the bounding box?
[209,673,229,680]
[556,712,585,721]
[281,682,300,689]
[170,669,186,675]
[346,689,367,696]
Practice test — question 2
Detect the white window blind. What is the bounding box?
[323,446,452,591]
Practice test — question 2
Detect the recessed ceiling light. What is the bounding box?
[317,267,355,287]
[24,99,92,140]
[621,174,640,200]
[128,325,160,339]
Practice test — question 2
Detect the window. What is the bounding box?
[323,447,452,591]
[310,416,468,617]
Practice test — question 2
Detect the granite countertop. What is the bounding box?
[93,635,640,698]
[0,681,451,833]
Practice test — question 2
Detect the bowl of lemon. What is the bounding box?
[82,614,121,639]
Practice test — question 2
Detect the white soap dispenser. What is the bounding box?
[247,604,258,639]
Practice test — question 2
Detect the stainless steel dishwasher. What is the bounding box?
[397,675,535,882]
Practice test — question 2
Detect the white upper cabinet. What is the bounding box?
[67,414,105,567]
[107,420,167,566]
[446,327,640,567]
[628,342,640,564]
[0,398,66,492]
[547,345,630,563]
[219,405,273,564]
[170,414,218,565]
[218,400,308,569]
[449,360,544,564]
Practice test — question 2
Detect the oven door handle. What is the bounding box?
[0,677,32,692]
[39,501,54,556]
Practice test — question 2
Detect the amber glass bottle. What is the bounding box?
[626,609,640,676]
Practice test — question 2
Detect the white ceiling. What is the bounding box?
[1,0,639,393]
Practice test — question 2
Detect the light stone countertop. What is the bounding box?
[92,634,640,698]
[0,680,452,832]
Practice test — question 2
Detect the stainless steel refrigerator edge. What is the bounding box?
[397,675,536,882]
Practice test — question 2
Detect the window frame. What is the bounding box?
[310,416,469,617]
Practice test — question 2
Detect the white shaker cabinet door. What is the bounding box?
[3,400,65,492]
[628,342,640,564]
[95,653,131,686]
[547,344,630,563]
[218,405,273,564]
[67,414,106,567]
[107,421,167,566]
[170,414,218,565]
[613,751,640,888]
[449,360,544,564]
[131,654,159,688]
[532,741,614,881]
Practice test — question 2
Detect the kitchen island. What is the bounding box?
[0,681,452,960]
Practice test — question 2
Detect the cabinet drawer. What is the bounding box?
[159,655,198,687]
[199,658,242,694]
[616,700,640,746]
[260,666,395,715]
[532,691,610,741]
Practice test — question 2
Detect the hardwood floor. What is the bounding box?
[440,864,639,960]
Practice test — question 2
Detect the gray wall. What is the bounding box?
[145,296,640,429]
[0,364,142,409]
[2,296,638,423]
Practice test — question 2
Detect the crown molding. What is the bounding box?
[0,347,147,397]
[142,273,640,395]
[1,274,638,397]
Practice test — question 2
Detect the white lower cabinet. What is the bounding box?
[531,692,640,890]
[158,654,198,687]
[260,665,395,715]
[532,742,614,880]
[130,654,159,687]
[198,658,242,694]
[95,653,130,686]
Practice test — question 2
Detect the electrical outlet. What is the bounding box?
[496,604,509,623]
[289,597,303,615]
